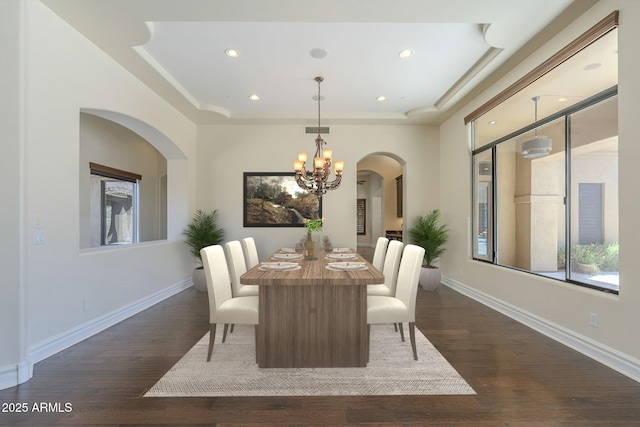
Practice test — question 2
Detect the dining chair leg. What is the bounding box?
[207,323,217,362]
[398,322,405,342]
[394,323,398,332]
[222,324,229,343]
[230,324,235,333]
[367,324,371,363]
[409,322,418,360]
[255,325,259,363]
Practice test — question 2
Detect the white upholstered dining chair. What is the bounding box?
[367,244,425,360]
[371,237,389,271]
[241,237,260,270]
[200,245,259,362]
[367,239,403,297]
[224,240,259,297]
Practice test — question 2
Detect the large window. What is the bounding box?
[470,14,618,294]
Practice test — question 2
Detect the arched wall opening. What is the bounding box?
[357,153,405,247]
[79,109,189,243]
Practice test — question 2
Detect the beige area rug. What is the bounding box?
[144,324,475,397]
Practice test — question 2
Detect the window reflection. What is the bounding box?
[495,118,566,274]
[473,152,492,261]
[102,180,136,245]
[568,97,619,291]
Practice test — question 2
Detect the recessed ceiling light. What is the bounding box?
[488,120,497,125]
[376,96,387,101]
[225,49,240,58]
[399,49,413,59]
[583,62,602,71]
[557,97,568,102]
[309,48,328,59]
[249,94,260,101]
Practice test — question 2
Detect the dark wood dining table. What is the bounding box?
[240,248,384,368]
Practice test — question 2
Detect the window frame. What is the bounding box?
[471,87,618,294]
[468,11,619,294]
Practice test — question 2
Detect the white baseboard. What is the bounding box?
[441,276,640,384]
[0,362,30,391]
[0,365,17,391]
[17,361,31,384]
[29,279,192,365]
[0,279,192,391]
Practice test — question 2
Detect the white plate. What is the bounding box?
[327,262,367,271]
[280,247,296,253]
[332,248,351,253]
[259,262,300,271]
[326,253,357,260]
[272,253,303,260]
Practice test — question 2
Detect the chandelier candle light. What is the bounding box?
[294,77,344,197]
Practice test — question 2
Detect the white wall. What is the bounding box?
[1,1,199,389]
[0,0,24,383]
[197,124,439,260]
[439,0,640,379]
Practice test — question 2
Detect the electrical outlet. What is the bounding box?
[589,312,598,328]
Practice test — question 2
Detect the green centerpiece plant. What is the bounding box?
[304,217,324,234]
[303,217,323,259]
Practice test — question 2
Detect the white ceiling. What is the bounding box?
[41,0,592,125]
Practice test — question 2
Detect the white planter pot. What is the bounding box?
[419,266,441,291]
[192,267,207,293]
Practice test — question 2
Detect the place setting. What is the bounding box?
[259,262,301,271]
[331,247,351,253]
[272,252,304,260]
[325,252,358,260]
[325,261,368,271]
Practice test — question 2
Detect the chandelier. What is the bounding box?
[293,77,343,197]
[521,96,552,159]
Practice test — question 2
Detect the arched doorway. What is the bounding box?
[356,154,404,252]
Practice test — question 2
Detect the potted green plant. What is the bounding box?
[183,209,225,292]
[408,209,449,291]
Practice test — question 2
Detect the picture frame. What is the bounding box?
[243,172,322,227]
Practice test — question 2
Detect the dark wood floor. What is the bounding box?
[2,279,640,425]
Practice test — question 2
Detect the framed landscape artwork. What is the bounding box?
[243,172,322,227]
